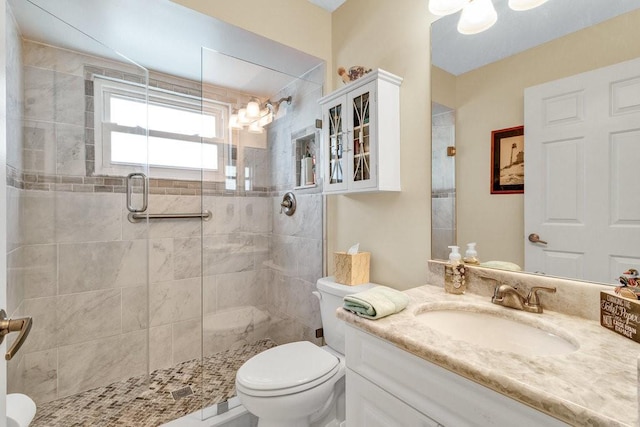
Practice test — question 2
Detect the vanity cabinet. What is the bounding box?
[345,325,569,427]
[347,370,440,427]
[319,69,402,194]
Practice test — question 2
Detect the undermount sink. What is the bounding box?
[415,305,579,356]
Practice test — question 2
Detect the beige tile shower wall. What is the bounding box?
[265,66,324,346]
[8,191,152,403]
[9,40,275,403]
[268,193,323,345]
[11,190,276,403]
[5,1,24,396]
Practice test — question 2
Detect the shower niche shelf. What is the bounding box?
[292,127,318,190]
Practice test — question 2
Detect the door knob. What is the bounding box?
[0,309,32,361]
[528,233,548,245]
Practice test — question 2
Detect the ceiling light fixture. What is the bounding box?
[457,0,497,35]
[429,0,551,35]
[428,0,468,16]
[508,0,549,11]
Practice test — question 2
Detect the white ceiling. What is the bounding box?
[9,0,324,97]
[307,0,347,12]
[431,0,640,76]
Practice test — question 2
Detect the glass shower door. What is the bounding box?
[6,0,152,424]
[196,46,325,423]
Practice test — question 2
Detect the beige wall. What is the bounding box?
[330,0,431,289]
[171,0,333,89]
[452,10,640,267]
[431,66,456,109]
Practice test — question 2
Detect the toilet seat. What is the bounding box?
[236,341,340,397]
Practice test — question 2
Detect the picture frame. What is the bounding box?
[490,126,524,194]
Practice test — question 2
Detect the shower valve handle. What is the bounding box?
[280,192,296,216]
[0,309,33,361]
[280,201,291,214]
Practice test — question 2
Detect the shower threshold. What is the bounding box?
[31,339,275,427]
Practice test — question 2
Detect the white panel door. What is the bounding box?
[525,57,640,283]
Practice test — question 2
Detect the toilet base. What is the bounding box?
[7,393,37,427]
[309,376,345,427]
[243,373,345,427]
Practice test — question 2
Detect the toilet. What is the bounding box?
[7,393,36,427]
[235,277,375,427]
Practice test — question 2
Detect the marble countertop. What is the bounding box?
[337,284,639,426]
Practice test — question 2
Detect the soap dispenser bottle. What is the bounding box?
[463,242,479,265]
[444,245,466,295]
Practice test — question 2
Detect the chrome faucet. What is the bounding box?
[491,284,556,314]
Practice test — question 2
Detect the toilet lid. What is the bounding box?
[236,341,339,392]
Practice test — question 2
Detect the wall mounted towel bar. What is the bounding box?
[128,210,212,223]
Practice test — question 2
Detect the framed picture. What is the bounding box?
[490,126,524,194]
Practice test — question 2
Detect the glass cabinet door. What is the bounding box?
[348,82,376,190]
[351,91,370,182]
[324,100,348,192]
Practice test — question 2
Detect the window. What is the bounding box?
[94,77,228,179]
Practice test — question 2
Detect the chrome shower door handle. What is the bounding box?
[126,172,148,213]
[0,309,33,361]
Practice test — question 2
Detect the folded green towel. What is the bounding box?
[343,286,410,320]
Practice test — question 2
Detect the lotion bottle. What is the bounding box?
[463,242,479,265]
[444,245,466,295]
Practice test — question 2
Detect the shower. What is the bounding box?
[4,0,325,425]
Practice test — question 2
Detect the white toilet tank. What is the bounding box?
[316,277,375,355]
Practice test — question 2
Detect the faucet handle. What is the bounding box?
[526,286,556,308]
[492,283,508,298]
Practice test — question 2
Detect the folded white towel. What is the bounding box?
[343,285,410,320]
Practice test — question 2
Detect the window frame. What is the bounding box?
[93,76,230,180]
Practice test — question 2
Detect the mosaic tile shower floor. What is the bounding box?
[32,339,276,427]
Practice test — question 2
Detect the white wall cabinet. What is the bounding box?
[319,69,402,194]
[345,325,569,427]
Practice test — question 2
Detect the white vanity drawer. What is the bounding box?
[345,325,568,426]
[346,369,440,427]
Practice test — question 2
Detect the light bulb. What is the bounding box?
[429,0,468,16]
[248,122,264,134]
[246,99,260,118]
[508,0,548,11]
[457,0,497,35]
[229,114,241,129]
[238,108,249,124]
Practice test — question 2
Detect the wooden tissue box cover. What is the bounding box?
[334,252,370,285]
[600,290,640,343]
